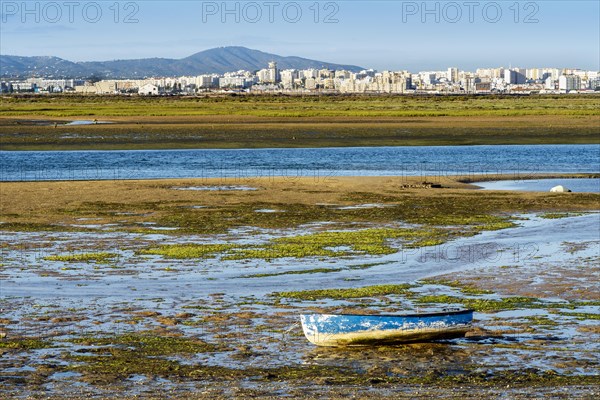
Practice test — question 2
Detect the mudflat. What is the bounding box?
[1,174,599,398]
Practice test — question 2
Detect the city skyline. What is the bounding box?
[5,60,598,95]
[1,1,599,71]
[3,45,598,81]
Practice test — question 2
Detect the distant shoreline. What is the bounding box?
[2,94,598,150]
[1,173,598,185]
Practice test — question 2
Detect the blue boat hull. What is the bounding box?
[301,310,473,346]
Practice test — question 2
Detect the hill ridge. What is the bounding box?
[1,46,364,79]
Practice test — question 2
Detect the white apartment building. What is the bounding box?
[195,75,219,88]
[280,69,298,89]
[558,75,581,91]
[300,69,318,79]
[447,67,459,83]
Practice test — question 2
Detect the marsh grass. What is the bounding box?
[2,94,599,117]
[2,95,599,150]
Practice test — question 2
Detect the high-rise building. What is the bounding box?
[558,75,581,91]
[196,75,218,88]
[280,69,298,89]
[301,69,318,79]
[268,61,280,83]
[504,69,516,84]
[504,68,526,84]
[447,67,459,82]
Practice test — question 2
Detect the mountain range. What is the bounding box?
[0,47,364,79]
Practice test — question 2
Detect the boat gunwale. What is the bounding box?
[301,309,474,319]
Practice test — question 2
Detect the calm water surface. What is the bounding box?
[478,178,600,193]
[1,144,599,181]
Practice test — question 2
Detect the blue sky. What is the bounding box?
[1,1,598,71]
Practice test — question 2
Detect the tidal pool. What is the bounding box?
[65,120,113,126]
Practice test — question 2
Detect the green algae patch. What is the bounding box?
[137,227,452,261]
[243,262,396,279]
[225,243,344,260]
[274,284,415,301]
[155,202,336,235]
[471,220,516,231]
[261,227,434,255]
[139,243,234,259]
[540,212,585,219]
[69,352,189,381]
[153,198,498,238]
[420,279,495,295]
[348,261,393,270]
[399,370,600,388]
[243,267,344,278]
[557,312,600,320]
[68,352,236,383]
[0,222,96,232]
[523,315,559,327]
[0,338,53,350]
[5,178,596,238]
[44,252,118,263]
[253,360,600,388]
[225,227,450,260]
[66,333,235,383]
[429,214,505,225]
[414,294,547,312]
[71,332,222,355]
[424,214,516,231]
[257,364,349,382]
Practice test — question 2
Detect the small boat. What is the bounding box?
[300,309,473,347]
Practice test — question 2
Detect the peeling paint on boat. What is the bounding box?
[301,310,473,346]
